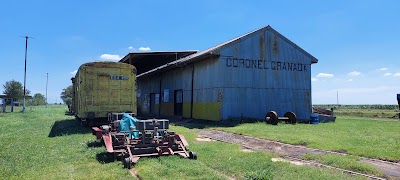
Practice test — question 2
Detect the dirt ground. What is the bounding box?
[197,129,400,180]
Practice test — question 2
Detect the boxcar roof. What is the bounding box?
[80,61,136,69]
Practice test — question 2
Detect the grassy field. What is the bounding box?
[0,105,364,179]
[314,104,399,118]
[334,109,399,118]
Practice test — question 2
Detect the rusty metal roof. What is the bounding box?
[119,51,198,75]
[137,25,318,78]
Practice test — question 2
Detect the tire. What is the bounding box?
[123,157,132,169]
[189,151,197,160]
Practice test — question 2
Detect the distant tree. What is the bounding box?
[29,93,46,106]
[60,85,73,105]
[2,80,31,102]
[64,97,72,106]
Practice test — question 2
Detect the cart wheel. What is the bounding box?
[266,111,278,125]
[189,151,197,160]
[284,112,297,124]
[123,157,132,169]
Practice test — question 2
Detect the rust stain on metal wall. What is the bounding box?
[273,33,279,56]
[273,33,280,80]
[260,31,266,61]
[218,88,223,121]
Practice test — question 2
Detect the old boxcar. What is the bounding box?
[71,62,137,125]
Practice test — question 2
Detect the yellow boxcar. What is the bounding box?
[72,62,137,123]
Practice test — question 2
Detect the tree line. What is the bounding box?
[2,80,73,106]
[2,80,45,106]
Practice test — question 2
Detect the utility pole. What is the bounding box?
[22,36,33,113]
[46,73,48,108]
[337,91,339,105]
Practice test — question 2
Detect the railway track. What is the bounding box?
[198,129,400,180]
[280,154,386,180]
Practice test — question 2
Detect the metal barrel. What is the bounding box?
[310,113,319,124]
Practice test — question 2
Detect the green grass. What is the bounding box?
[0,106,364,179]
[313,104,399,118]
[212,117,400,161]
[0,105,132,179]
[136,125,363,180]
[334,109,399,118]
[303,154,383,177]
[315,104,399,110]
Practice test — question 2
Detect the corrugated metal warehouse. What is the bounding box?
[120,25,318,122]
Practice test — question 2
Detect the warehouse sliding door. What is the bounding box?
[174,90,183,116]
[149,93,155,114]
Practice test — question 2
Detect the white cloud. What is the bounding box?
[316,73,334,78]
[70,70,77,75]
[378,68,388,71]
[139,47,151,51]
[348,71,361,76]
[347,79,353,82]
[384,73,392,76]
[128,46,134,49]
[99,54,121,61]
[394,73,400,77]
[311,78,318,82]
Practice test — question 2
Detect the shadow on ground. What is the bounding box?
[171,118,261,129]
[96,152,117,164]
[64,111,75,116]
[48,119,91,137]
[87,140,103,148]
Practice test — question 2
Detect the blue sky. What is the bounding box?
[1,0,399,104]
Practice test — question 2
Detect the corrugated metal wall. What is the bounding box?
[138,57,222,120]
[191,57,222,120]
[137,66,193,117]
[218,29,312,121]
[137,76,160,115]
[137,27,314,121]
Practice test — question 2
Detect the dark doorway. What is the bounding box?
[150,93,155,114]
[174,90,183,116]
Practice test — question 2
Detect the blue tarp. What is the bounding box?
[119,113,139,138]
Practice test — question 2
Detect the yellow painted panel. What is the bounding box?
[182,103,191,118]
[160,103,174,116]
[193,102,221,121]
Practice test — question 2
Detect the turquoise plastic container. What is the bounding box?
[310,113,319,124]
